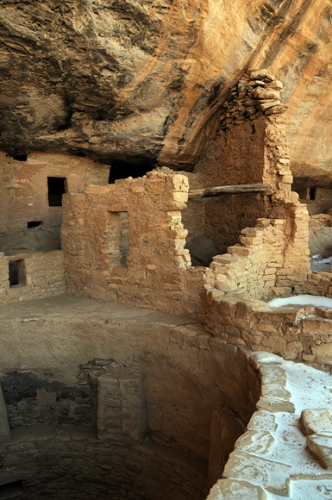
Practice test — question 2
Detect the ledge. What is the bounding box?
[207,352,332,500]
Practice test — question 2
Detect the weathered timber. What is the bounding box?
[188,183,271,199]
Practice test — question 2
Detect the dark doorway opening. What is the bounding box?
[108,159,156,184]
[309,187,316,201]
[27,221,42,228]
[48,177,67,206]
[9,260,26,287]
[0,480,24,499]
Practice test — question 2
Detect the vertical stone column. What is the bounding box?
[0,382,10,443]
[97,374,146,442]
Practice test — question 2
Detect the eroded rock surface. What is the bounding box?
[1,0,332,181]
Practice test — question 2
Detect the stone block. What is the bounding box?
[207,478,267,500]
[300,409,332,436]
[307,434,332,470]
[234,430,275,456]
[257,396,295,413]
[223,450,291,495]
[247,411,278,432]
[311,343,332,365]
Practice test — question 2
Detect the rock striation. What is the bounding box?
[0,0,332,182]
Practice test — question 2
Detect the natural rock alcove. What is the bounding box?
[0,297,260,500]
[2,1,332,499]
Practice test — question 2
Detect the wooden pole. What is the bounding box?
[188,183,270,199]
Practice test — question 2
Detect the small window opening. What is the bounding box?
[11,154,28,162]
[48,177,67,206]
[108,159,156,184]
[107,212,129,267]
[309,187,316,201]
[27,221,42,228]
[9,260,26,287]
[0,480,24,499]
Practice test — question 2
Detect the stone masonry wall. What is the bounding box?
[202,273,332,371]
[192,70,294,260]
[0,297,260,463]
[0,427,207,500]
[62,169,207,316]
[0,250,64,305]
[0,152,109,255]
[207,205,310,300]
[0,152,109,233]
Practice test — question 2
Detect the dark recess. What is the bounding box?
[0,480,24,500]
[108,159,156,183]
[8,154,28,162]
[27,221,42,228]
[310,187,316,200]
[48,177,67,206]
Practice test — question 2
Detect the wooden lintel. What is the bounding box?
[188,183,271,199]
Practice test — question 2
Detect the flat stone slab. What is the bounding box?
[207,478,267,500]
[257,396,295,413]
[247,410,278,433]
[261,383,292,401]
[234,430,275,457]
[307,434,332,470]
[223,450,291,496]
[259,365,287,386]
[300,408,332,436]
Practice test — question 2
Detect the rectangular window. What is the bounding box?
[48,177,67,206]
[107,212,129,267]
[9,260,26,287]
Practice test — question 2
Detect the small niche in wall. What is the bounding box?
[8,154,28,162]
[48,177,67,206]
[107,212,129,267]
[0,480,24,499]
[9,260,26,287]
[27,221,42,228]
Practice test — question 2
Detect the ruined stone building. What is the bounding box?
[1,1,332,499]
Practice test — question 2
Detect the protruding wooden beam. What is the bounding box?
[188,183,271,199]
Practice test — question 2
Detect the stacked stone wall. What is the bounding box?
[0,427,207,500]
[0,251,64,305]
[61,169,207,316]
[0,152,109,255]
[0,298,260,463]
[202,279,332,371]
[207,204,310,301]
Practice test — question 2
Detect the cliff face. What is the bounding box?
[1,0,332,182]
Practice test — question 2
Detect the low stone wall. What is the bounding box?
[202,285,332,371]
[208,206,310,301]
[0,250,64,305]
[207,352,332,500]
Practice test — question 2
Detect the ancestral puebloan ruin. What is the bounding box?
[1,1,332,499]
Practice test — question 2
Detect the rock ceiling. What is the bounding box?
[1,0,332,182]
